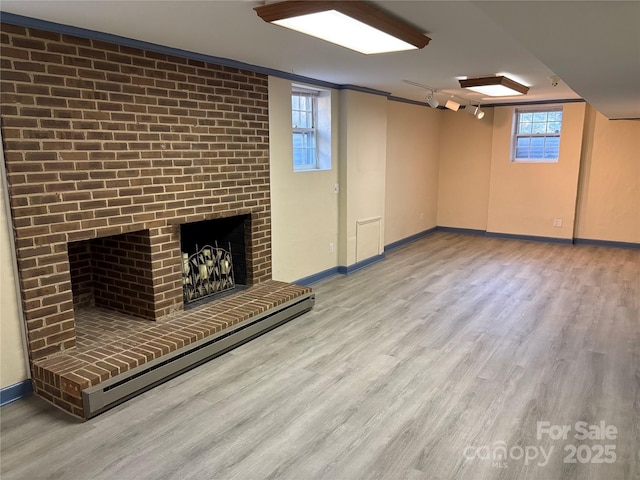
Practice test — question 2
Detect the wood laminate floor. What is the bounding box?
[1,233,639,480]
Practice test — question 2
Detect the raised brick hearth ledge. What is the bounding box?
[31,281,312,418]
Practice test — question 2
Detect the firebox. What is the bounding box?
[180,215,250,305]
[68,230,156,320]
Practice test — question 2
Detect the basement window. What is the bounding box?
[512,107,563,162]
[292,85,331,172]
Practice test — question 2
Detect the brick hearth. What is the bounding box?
[31,281,312,418]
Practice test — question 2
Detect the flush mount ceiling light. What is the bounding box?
[254,1,430,54]
[459,75,529,97]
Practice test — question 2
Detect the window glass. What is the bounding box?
[513,108,562,162]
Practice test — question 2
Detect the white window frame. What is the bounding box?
[291,85,331,172]
[292,88,319,171]
[512,107,563,163]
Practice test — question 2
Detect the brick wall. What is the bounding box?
[0,23,272,361]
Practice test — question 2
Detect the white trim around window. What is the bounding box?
[512,107,563,163]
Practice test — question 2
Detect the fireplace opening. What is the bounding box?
[180,215,250,307]
[68,229,156,321]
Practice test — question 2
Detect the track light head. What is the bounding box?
[463,105,476,115]
[445,99,460,112]
[426,92,439,108]
[463,104,485,120]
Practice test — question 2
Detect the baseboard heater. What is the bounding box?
[82,292,315,419]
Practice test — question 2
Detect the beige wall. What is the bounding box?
[486,103,586,238]
[385,100,441,245]
[575,106,640,243]
[271,86,389,274]
[338,90,388,266]
[268,76,340,282]
[0,153,29,389]
[437,109,494,230]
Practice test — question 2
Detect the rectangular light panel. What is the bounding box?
[274,10,418,54]
[464,85,526,97]
[459,76,529,97]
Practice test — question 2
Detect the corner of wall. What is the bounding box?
[0,136,30,390]
[572,105,640,243]
[385,100,442,245]
[573,104,598,237]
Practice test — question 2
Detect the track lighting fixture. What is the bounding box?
[403,80,484,117]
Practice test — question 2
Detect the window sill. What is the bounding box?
[511,159,559,164]
[293,166,332,173]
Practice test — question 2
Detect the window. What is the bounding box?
[512,108,563,162]
[292,91,318,171]
[291,85,331,172]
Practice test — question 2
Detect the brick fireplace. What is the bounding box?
[1,23,313,418]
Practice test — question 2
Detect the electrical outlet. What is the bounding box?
[329,242,334,254]
[553,218,563,227]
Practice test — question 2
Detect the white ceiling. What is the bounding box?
[2,1,639,119]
